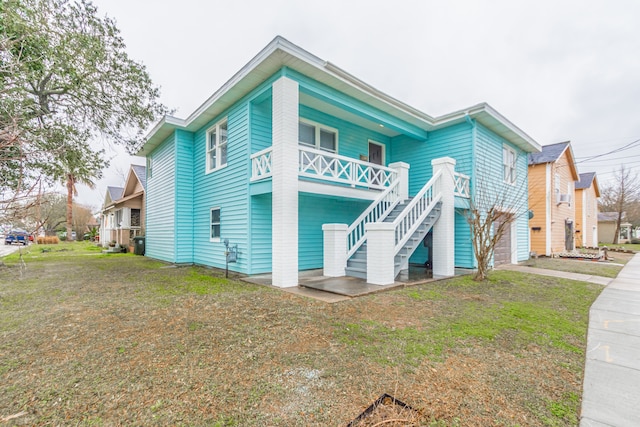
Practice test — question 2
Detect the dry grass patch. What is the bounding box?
[0,244,602,426]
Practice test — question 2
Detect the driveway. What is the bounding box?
[0,244,24,258]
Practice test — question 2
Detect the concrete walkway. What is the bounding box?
[497,263,613,286]
[580,253,640,426]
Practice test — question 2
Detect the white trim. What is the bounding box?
[545,163,552,256]
[298,180,380,200]
[510,219,518,264]
[209,207,221,242]
[367,140,385,165]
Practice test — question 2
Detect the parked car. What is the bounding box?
[5,230,29,245]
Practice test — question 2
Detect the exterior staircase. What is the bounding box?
[345,200,442,279]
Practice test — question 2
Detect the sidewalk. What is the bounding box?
[497,263,613,286]
[580,253,640,426]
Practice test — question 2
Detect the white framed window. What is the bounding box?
[555,173,561,198]
[502,145,517,184]
[298,119,338,153]
[147,157,153,178]
[210,208,221,241]
[206,118,228,173]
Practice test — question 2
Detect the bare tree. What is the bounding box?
[459,151,530,281]
[599,165,640,244]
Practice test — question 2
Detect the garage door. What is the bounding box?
[494,216,512,266]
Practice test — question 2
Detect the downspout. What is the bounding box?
[465,112,477,267]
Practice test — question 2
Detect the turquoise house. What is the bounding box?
[137,37,540,287]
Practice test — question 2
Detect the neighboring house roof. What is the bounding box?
[528,141,580,180]
[528,141,570,165]
[138,36,541,157]
[575,172,601,197]
[107,186,124,203]
[598,212,625,222]
[131,164,147,190]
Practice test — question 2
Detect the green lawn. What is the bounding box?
[0,242,602,426]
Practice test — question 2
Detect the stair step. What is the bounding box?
[345,267,367,280]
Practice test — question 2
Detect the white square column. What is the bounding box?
[432,157,456,277]
[365,222,396,285]
[271,76,299,288]
[389,162,410,201]
[322,224,348,277]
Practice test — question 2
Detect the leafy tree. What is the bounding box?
[1,0,166,223]
[599,165,640,244]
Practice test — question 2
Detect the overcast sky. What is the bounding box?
[79,0,640,208]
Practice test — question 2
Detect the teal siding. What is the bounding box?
[192,103,251,274]
[390,123,473,195]
[250,97,272,153]
[475,123,530,263]
[249,194,272,274]
[175,129,194,263]
[454,211,474,267]
[146,135,176,262]
[298,194,370,271]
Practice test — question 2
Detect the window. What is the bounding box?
[502,146,517,184]
[298,119,337,153]
[206,119,228,173]
[131,209,141,227]
[210,208,221,241]
[147,157,153,178]
[555,173,561,198]
[115,209,123,228]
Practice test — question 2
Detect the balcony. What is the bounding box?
[251,146,398,196]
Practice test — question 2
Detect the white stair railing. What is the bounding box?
[393,169,443,254]
[347,179,401,258]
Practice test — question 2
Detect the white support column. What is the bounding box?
[389,161,410,200]
[271,76,299,288]
[365,222,396,285]
[322,224,347,277]
[431,157,456,277]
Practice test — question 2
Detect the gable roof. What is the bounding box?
[138,36,541,157]
[598,212,625,222]
[575,172,601,197]
[528,141,570,165]
[131,165,147,190]
[106,186,123,202]
[528,141,579,180]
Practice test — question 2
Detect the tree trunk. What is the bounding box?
[66,174,74,241]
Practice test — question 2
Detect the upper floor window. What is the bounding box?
[299,119,337,153]
[206,118,228,173]
[503,145,516,184]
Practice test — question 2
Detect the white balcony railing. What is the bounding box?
[453,172,470,198]
[250,146,398,190]
[250,147,273,181]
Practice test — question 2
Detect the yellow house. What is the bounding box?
[574,172,600,248]
[528,142,579,256]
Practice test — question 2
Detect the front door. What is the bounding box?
[368,142,383,166]
[494,216,512,266]
[565,220,574,251]
[368,141,383,186]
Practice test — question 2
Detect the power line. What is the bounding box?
[575,138,640,164]
[578,153,640,164]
